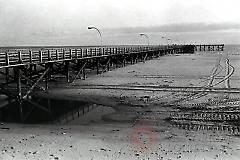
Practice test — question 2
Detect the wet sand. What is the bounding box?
[1,52,240,160]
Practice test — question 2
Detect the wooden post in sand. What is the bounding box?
[225,59,230,89]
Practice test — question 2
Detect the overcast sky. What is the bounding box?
[0,0,240,46]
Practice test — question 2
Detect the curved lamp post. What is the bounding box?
[88,26,102,47]
[161,36,166,45]
[161,36,168,45]
[140,33,150,47]
[167,38,172,45]
[174,39,181,45]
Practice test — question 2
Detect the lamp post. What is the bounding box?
[161,36,166,45]
[140,33,150,47]
[88,26,102,47]
[161,36,168,45]
[174,39,181,45]
[167,38,172,45]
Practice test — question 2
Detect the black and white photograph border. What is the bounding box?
[0,0,240,159]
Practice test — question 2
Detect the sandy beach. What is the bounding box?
[1,51,240,160]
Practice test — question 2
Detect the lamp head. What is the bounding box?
[88,27,94,29]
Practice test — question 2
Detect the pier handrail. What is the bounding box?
[0,45,184,68]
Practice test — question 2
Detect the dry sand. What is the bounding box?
[1,52,240,160]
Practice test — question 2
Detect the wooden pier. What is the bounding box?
[0,44,193,122]
[194,44,224,52]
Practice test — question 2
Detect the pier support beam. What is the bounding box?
[5,68,9,85]
[16,68,23,122]
[65,61,70,83]
[96,58,100,74]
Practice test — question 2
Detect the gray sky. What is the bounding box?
[0,0,240,46]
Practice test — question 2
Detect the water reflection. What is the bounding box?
[0,96,98,124]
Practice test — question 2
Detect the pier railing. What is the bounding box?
[0,45,177,68]
[194,44,224,51]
